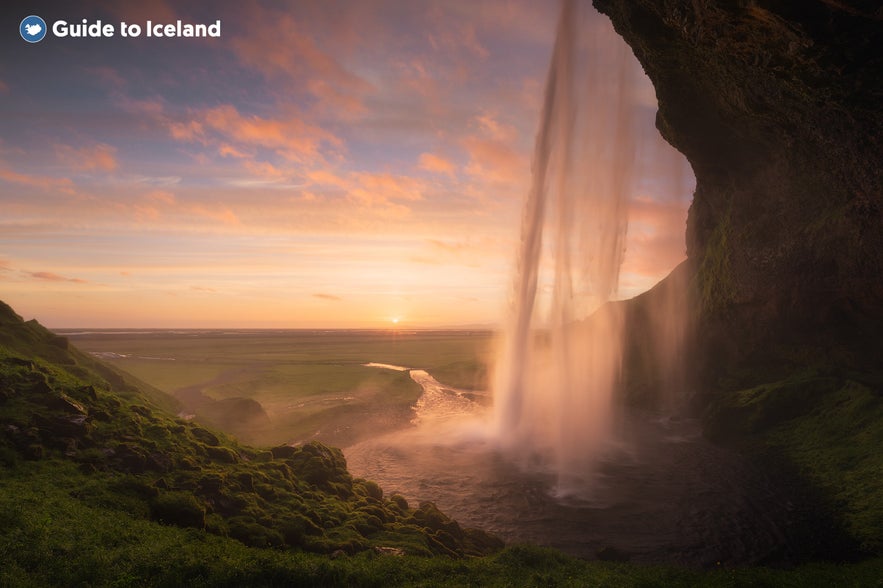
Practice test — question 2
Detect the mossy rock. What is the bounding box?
[204,445,239,464]
[279,514,323,546]
[228,518,284,548]
[286,441,352,490]
[389,493,409,512]
[270,444,297,459]
[189,427,220,446]
[150,491,206,529]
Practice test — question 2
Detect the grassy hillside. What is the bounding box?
[0,301,501,559]
[2,299,882,586]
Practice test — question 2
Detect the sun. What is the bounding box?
[391,317,400,325]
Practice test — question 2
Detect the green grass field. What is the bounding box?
[63,330,494,447]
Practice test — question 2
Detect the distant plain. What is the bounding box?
[61,329,494,448]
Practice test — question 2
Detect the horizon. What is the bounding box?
[1,1,692,329]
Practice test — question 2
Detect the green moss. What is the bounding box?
[706,371,883,554]
[150,491,206,529]
[696,205,736,315]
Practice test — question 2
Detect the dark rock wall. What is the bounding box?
[595,0,883,375]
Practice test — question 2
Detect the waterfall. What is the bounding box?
[492,0,688,497]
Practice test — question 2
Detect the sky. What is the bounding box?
[0,1,692,328]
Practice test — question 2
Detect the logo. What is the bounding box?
[20,15,47,43]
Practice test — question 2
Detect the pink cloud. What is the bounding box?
[419,153,457,177]
[462,136,524,186]
[172,104,340,164]
[231,4,372,114]
[56,143,118,172]
[0,168,76,194]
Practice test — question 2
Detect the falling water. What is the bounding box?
[492,0,689,497]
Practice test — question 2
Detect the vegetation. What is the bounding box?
[65,329,493,447]
[0,301,501,562]
[706,367,883,555]
[3,299,883,585]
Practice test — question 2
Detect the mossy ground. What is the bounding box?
[2,460,882,587]
[705,367,883,555]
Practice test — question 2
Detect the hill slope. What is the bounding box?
[0,300,501,559]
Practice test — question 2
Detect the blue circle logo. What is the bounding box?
[20,15,47,43]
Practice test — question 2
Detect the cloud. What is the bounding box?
[418,153,457,177]
[313,293,342,301]
[56,143,118,172]
[462,136,524,186]
[231,4,372,116]
[26,271,88,284]
[171,104,341,164]
[306,168,424,214]
[189,205,241,226]
[459,112,528,188]
[0,167,76,194]
[0,80,9,95]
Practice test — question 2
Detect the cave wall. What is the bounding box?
[596,0,883,377]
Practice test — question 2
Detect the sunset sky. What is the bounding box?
[1,1,692,328]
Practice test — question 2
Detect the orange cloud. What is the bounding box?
[313,293,342,301]
[0,168,76,194]
[232,5,371,115]
[169,120,204,142]
[174,104,340,164]
[190,205,240,226]
[218,143,249,159]
[306,168,424,212]
[459,112,528,188]
[419,153,457,177]
[145,190,176,205]
[243,161,287,180]
[27,271,88,284]
[56,143,118,172]
[463,136,523,186]
[474,113,517,142]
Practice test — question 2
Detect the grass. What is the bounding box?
[705,368,883,554]
[3,462,882,587]
[3,300,883,584]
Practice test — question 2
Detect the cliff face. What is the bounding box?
[596,1,883,376]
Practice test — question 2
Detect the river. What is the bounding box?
[345,365,823,566]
